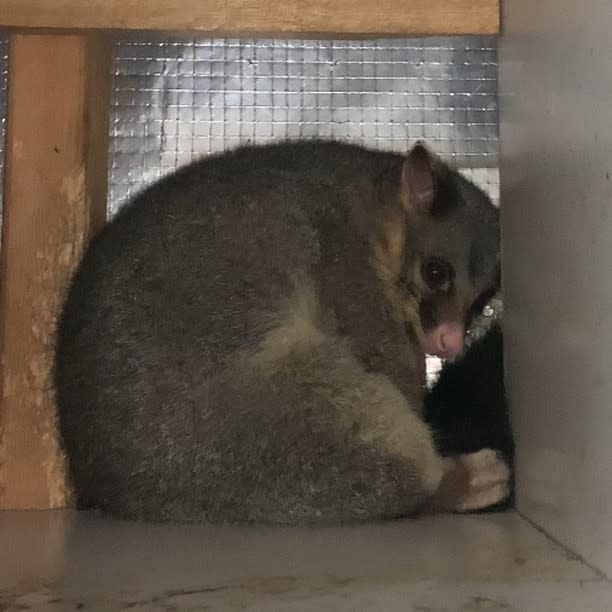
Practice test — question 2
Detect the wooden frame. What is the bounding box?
[0,34,111,509]
[0,1,499,509]
[0,1,499,36]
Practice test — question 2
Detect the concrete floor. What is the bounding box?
[1,510,611,611]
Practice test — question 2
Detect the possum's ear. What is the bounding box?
[402,142,435,212]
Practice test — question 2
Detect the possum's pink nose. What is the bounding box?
[421,322,465,361]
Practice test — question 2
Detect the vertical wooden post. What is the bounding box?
[0,33,112,509]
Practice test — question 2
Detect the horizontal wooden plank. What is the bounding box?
[0,0,499,36]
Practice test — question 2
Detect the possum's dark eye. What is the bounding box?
[422,257,454,292]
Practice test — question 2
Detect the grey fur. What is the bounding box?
[55,140,500,524]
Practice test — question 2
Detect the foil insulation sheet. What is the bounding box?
[109,36,499,215]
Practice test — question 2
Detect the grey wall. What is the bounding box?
[500,0,612,576]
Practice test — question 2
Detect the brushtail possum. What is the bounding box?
[55,140,507,524]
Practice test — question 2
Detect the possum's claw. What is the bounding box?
[454,449,511,512]
[428,448,511,513]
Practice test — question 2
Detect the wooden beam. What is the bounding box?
[0,33,112,509]
[0,0,499,36]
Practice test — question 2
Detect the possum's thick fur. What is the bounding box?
[55,140,504,524]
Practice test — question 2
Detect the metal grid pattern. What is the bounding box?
[109,36,499,214]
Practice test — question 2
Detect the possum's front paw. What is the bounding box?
[430,449,511,513]
[453,449,511,512]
